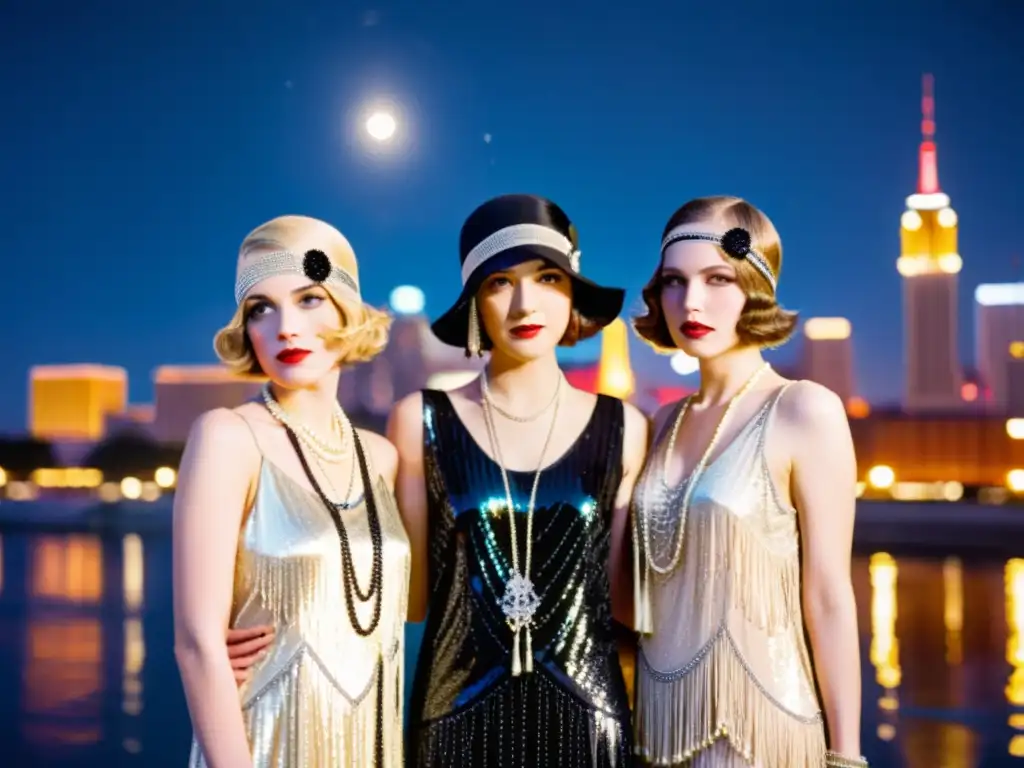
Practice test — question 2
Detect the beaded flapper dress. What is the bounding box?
[187,422,410,768]
[409,390,633,767]
[633,384,826,767]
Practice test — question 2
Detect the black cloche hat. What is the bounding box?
[430,194,626,351]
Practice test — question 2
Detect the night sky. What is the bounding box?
[2,0,1022,433]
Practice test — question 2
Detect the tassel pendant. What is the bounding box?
[511,627,522,677]
[466,297,482,357]
[524,626,534,673]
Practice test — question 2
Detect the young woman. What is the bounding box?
[173,215,410,768]
[389,194,649,766]
[630,196,865,767]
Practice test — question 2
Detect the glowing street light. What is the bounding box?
[389,285,425,316]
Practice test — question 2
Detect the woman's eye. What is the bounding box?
[486,276,511,290]
[538,272,563,284]
[300,293,325,307]
[247,301,272,319]
[708,274,734,285]
[661,275,684,288]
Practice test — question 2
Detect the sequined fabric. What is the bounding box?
[409,390,633,767]
[187,455,410,768]
[633,385,826,767]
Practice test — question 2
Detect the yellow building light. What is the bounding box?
[847,397,870,419]
[1009,419,1024,440]
[0,467,6,487]
[154,467,177,488]
[1010,341,1024,359]
[900,210,922,231]
[1009,470,1024,494]
[937,253,962,274]
[804,317,852,341]
[936,208,958,228]
[868,465,895,490]
[596,318,635,399]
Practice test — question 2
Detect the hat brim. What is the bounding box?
[430,245,626,349]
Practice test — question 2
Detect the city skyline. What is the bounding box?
[3,3,1023,432]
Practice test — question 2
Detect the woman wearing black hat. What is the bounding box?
[388,194,649,767]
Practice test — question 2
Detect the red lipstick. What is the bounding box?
[510,324,544,340]
[680,322,713,340]
[276,348,312,364]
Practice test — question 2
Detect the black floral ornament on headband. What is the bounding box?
[720,228,752,260]
[303,249,332,283]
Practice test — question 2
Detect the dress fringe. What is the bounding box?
[635,630,825,767]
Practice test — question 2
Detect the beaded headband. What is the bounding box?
[461,223,581,285]
[234,248,361,304]
[660,226,777,292]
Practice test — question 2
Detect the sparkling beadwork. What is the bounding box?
[720,227,752,259]
[303,248,333,282]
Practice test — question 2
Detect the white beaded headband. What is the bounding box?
[660,226,777,292]
[234,248,361,305]
[460,223,581,285]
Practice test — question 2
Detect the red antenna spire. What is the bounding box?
[918,73,940,194]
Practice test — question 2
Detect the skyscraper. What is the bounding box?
[975,283,1024,413]
[897,74,964,413]
[799,317,855,404]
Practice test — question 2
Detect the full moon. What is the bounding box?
[366,111,397,142]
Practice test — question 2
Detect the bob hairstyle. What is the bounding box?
[632,195,798,353]
[213,216,392,376]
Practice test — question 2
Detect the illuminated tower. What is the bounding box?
[800,317,855,405]
[596,318,635,399]
[897,74,963,412]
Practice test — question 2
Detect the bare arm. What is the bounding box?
[173,409,257,767]
[784,382,862,758]
[387,392,428,623]
[609,402,650,627]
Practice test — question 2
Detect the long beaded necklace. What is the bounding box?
[261,388,384,630]
[480,369,563,676]
[642,362,770,575]
[262,390,387,766]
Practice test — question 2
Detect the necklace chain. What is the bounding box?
[482,372,562,422]
[642,363,770,576]
[480,368,563,675]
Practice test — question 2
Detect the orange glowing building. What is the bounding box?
[897,75,964,413]
[29,365,128,442]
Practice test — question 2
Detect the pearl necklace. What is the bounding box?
[260,383,351,464]
[642,362,770,575]
[480,369,563,676]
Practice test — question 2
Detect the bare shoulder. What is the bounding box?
[356,428,398,482]
[387,390,426,461]
[187,407,258,457]
[777,380,847,426]
[621,400,650,441]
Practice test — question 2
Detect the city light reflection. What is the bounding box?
[943,557,963,665]
[1007,559,1024,758]
[870,552,900,741]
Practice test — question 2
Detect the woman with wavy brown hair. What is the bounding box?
[629,196,865,767]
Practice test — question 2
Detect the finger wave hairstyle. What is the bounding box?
[632,195,798,353]
[213,215,392,376]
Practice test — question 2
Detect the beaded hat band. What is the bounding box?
[234,248,361,305]
[661,226,777,292]
[460,223,581,285]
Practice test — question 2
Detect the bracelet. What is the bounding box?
[825,751,869,768]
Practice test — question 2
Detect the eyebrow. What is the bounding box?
[244,283,320,303]
[660,265,735,277]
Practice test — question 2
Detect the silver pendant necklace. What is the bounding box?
[480,369,563,676]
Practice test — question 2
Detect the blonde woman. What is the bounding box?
[173,215,410,768]
[630,197,865,767]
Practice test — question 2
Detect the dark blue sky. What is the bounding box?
[2,0,1022,433]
